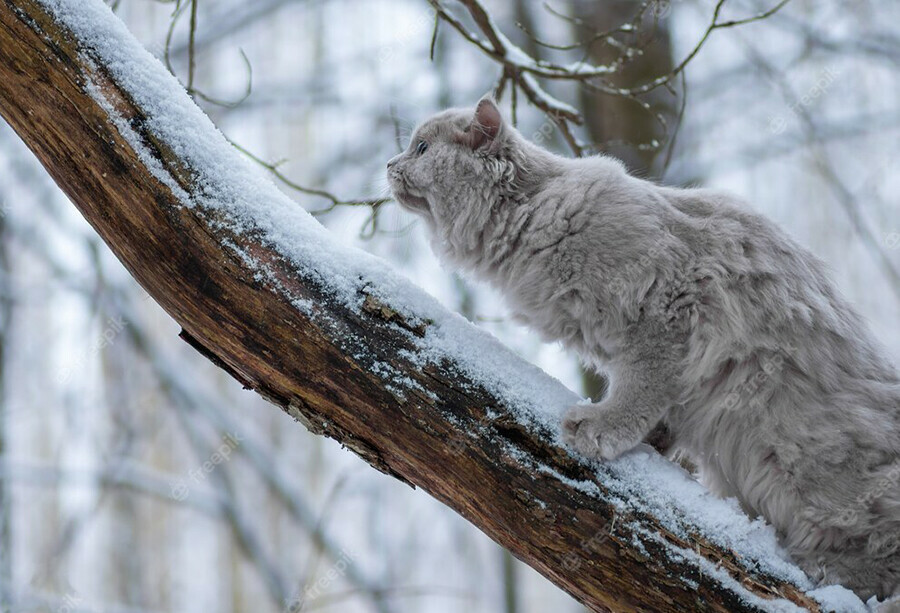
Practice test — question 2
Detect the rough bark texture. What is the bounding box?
[0,1,826,611]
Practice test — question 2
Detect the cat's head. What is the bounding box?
[386,98,521,222]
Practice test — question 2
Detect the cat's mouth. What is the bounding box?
[392,189,429,212]
[388,175,430,212]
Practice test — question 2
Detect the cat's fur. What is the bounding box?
[387,98,900,601]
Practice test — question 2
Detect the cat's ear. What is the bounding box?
[458,98,503,151]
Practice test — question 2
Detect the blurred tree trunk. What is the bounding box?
[0,1,828,611]
[501,548,518,613]
[0,158,11,610]
[572,0,677,177]
[100,303,147,609]
[568,0,677,403]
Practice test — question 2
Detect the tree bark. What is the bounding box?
[0,1,829,611]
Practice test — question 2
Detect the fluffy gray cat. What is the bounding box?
[386,98,899,602]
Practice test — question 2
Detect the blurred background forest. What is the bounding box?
[0,0,897,611]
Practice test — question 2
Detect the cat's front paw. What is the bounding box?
[561,404,640,461]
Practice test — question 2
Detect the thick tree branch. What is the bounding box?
[0,0,850,611]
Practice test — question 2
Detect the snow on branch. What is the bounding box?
[0,0,865,610]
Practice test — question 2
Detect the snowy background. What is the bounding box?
[0,0,897,611]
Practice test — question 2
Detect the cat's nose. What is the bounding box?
[387,156,399,169]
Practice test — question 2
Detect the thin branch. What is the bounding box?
[427,0,615,82]
[429,12,440,61]
[625,0,794,96]
[662,70,688,176]
[191,48,254,109]
[163,0,191,77]
[230,140,389,210]
[429,0,794,157]
[163,0,253,109]
[186,0,197,92]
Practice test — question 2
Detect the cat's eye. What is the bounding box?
[415,140,428,155]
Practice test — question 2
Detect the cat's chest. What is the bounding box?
[503,280,611,360]
[479,209,616,356]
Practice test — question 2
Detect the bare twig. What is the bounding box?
[186,0,197,92]
[429,12,440,61]
[662,71,688,176]
[429,0,793,157]
[625,0,793,96]
[228,140,390,238]
[164,0,254,109]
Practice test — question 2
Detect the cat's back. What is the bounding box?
[655,184,899,398]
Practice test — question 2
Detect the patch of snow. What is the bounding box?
[607,447,810,585]
[806,586,870,613]
[520,72,580,118]
[644,530,806,613]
